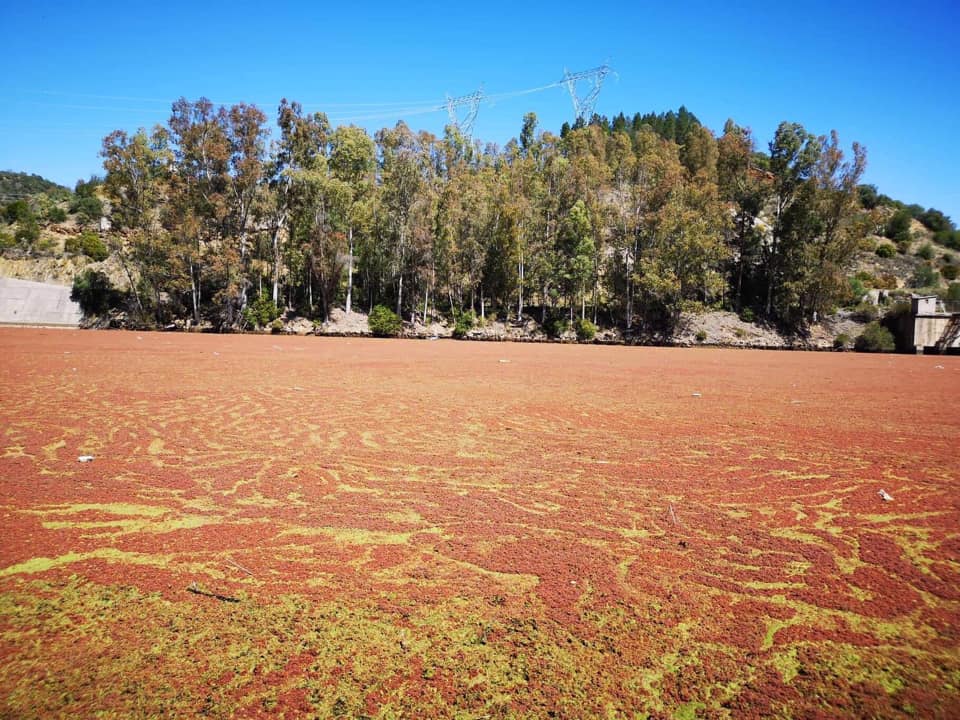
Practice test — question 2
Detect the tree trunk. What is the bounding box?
[346,226,354,314]
[517,248,524,321]
[271,223,282,305]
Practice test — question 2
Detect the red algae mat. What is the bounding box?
[1,328,959,718]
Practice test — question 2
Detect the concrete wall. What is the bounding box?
[0,277,82,326]
[913,315,952,349]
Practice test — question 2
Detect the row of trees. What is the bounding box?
[98,99,871,330]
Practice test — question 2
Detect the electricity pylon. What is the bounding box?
[445,86,484,137]
[562,65,612,122]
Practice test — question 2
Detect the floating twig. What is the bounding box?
[225,556,255,577]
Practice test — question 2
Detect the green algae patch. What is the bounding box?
[29,503,170,518]
[41,514,214,536]
[0,549,176,578]
[279,525,414,545]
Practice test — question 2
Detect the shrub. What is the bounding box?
[875,273,898,289]
[71,269,118,315]
[242,293,280,328]
[833,333,851,350]
[695,329,707,343]
[854,322,895,353]
[734,328,747,339]
[739,307,755,322]
[935,229,960,250]
[46,206,67,223]
[71,230,108,260]
[14,218,40,246]
[852,302,878,322]
[916,242,935,260]
[546,317,569,338]
[3,199,33,224]
[270,318,284,334]
[912,263,938,289]
[875,242,896,258]
[368,304,402,337]
[574,317,596,341]
[885,210,912,243]
[0,230,15,250]
[452,309,476,338]
[941,264,959,281]
[848,276,868,303]
[70,194,103,226]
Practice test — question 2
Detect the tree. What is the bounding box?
[558,200,595,320]
[329,125,375,314]
[101,126,173,319]
[764,121,821,319]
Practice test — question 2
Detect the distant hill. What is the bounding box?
[0,171,71,203]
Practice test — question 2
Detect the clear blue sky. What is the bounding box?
[2,0,958,222]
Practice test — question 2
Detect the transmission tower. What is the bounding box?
[562,65,613,121]
[444,86,484,137]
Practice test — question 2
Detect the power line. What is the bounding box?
[12,65,616,130]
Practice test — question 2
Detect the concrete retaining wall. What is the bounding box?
[0,277,82,326]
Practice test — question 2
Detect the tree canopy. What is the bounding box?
[86,98,888,330]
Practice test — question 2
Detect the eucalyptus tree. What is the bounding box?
[100,125,172,319]
[764,121,821,318]
[329,125,375,314]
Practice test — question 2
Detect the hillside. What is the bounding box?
[0,170,70,203]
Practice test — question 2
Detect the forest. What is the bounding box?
[28,100,958,332]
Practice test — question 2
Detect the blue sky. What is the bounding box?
[2,0,958,222]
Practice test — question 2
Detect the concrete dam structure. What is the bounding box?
[0,277,82,326]
[908,295,960,354]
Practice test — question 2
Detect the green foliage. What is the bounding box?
[64,231,108,260]
[368,304,402,337]
[885,210,913,244]
[65,231,108,260]
[857,184,879,209]
[14,217,40,245]
[848,276,868,303]
[947,283,960,301]
[917,208,952,233]
[875,242,896,258]
[911,263,938,289]
[3,199,34,224]
[546,317,569,338]
[851,302,878,321]
[739,307,755,323]
[916,242,935,260]
[941,264,958,281]
[854,322,895,353]
[695,329,708,343]
[833,333,851,350]
[242,293,281,328]
[935,229,960,250]
[46,206,67,223]
[71,269,119,315]
[70,195,103,226]
[270,318,284,334]
[0,230,15,249]
[452,310,476,339]
[574,318,597,341]
[884,300,913,323]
